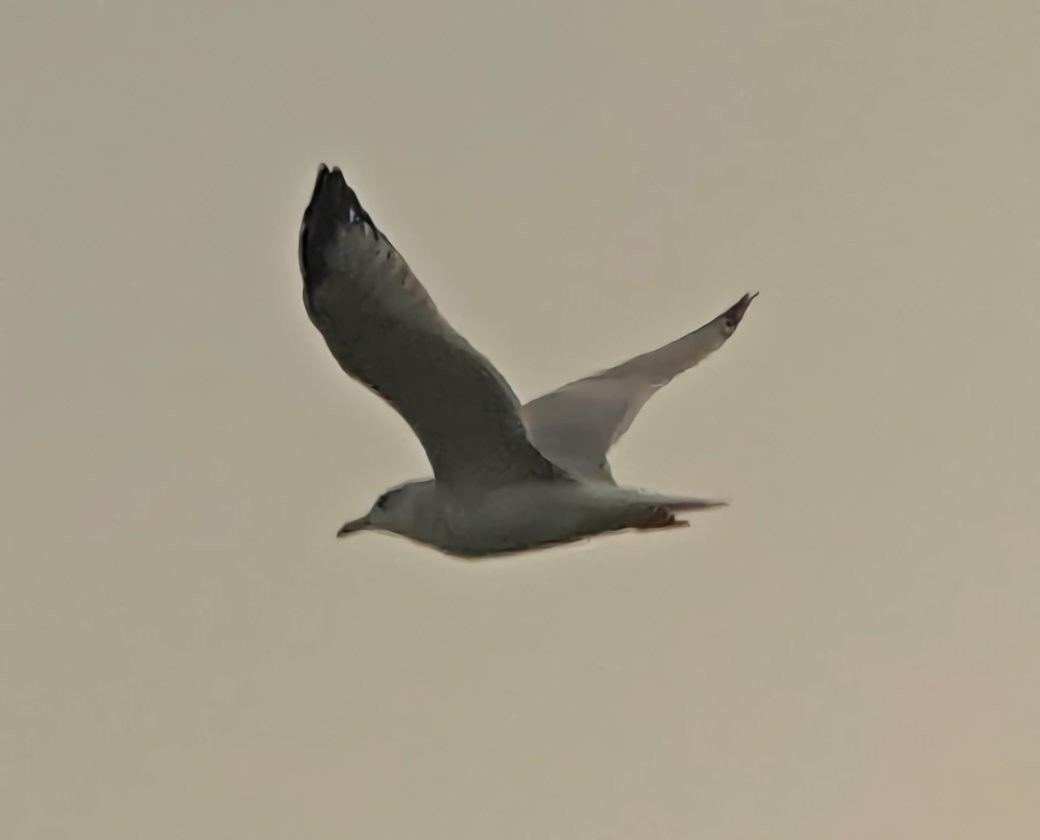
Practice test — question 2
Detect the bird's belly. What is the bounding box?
[432,483,628,558]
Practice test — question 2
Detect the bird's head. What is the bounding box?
[336,479,432,540]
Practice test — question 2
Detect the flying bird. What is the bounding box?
[298,164,756,557]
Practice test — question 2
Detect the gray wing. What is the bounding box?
[299,165,563,491]
[520,293,757,482]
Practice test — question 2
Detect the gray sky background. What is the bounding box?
[3,2,1039,837]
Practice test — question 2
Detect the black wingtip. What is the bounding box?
[307,163,331,207]
[721,291,759,329]
[299,163,381,282]
[304,164,355,221]
[304,164,378,234]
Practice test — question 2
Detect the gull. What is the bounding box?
[298,164,757,558]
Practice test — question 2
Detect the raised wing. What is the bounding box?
[299,165,564,491]
[521,293,757,481]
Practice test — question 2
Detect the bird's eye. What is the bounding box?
[375,493,389,510]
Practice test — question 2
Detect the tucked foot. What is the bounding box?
[627,505,684,530]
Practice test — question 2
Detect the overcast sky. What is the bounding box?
[3,2,1039,837]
